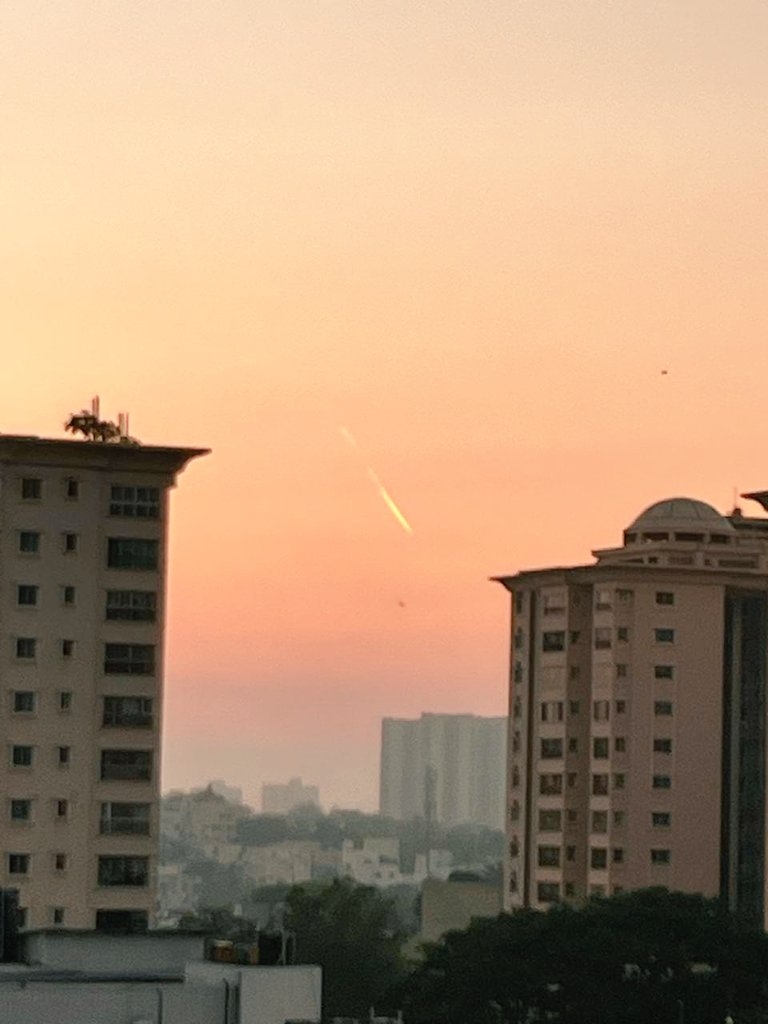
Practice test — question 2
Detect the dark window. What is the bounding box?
[107,538,158,571]
[514,630,524,649]
[594,627,612,650]
[54,853,67,871]
[539,774,563,796]
[100,749,152,782]
[538,810,562,832]
[513,661,523,683]
[569,665,580,680]
[53,908,65,925]
[16,637,36,659]
[656,592,675,606]
[11,746,32,767]
[652,812,671,827]
[653,775,672,789]
[65,478,79,499]
[616,663,628,678]
[63,586,76,606]
[590,847,608,870]
[655,628,675,643]
[651,849,671,865]
[95,910,148,933]
[106,590,157,622]
[61,639,74,658]
[537,882,560,903]
[655,665,674,679]
[19,531,40,554]
[21,478,41,500]
[569,631,581,644]
[565,845,576,862]
[654,701,673,716]
[540,738,563,759]
[567,772,577,788]
[591,811,608,833]
[58,746,70,766]
[612,848,624,864]
[613,773,625,789]
[109,485,160,519]
[592,774,609,796]
[569,700,580,715]
[616,700,627,714]
[8,854,29,874]
[568,737,578,753]
[593,737,609,759]
[59,691,72,711]
[104,644,155,676]
[542,631,565,653]
[63,533,78,553]
[17,585,38,606]
[617,627,630,642]
[613,811,626,827]
[100,802,151,836]
[103,696,153,728]
[98,855,149,887]
[538,846,561,868]
[541,701,564,722]
[615,737,627,752]
[10,800,30,821]
[654,738,672,753]
[56,800,68,818]
[13,691,35,713]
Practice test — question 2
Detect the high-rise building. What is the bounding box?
[494,495,768,928]
[261,778,320,815]
[379,713,507,830]
[0,432,206,931]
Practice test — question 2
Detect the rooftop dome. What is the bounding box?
[627,497,735,536]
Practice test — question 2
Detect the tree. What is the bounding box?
[65,408,140,445]
[402,889,768,1024]
[286,878,407,1021]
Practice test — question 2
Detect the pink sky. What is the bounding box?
[3,2,768,808]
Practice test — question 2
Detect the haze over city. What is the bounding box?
[3,1,768,809]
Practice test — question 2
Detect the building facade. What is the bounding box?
[0,433,206,931]
[495,495,768,928]
[379,713,507,829]
[261,777,320,815]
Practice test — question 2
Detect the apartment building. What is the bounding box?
[0,433,206,931]
[495,495,768,928]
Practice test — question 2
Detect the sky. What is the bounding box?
[3,1,768,810]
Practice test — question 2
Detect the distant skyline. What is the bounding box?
[3,2,768,808]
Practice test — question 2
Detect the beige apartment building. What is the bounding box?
[0,433,206,931]
[495,495,768,929]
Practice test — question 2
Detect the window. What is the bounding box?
[569,700,580,716]
[95,909,148,933]
[593,737,609,759]
[61,639,74,658]
[11,746,33,767]
[651,849,671,865]
[616,663,628,678]
[590,847,608,870]
[539,774,563,796]
[98,802,149,835]
[565,845,576,862]
[566,809,578,823]
[591,811,608,833]
[100,749,153,782]
[617,627,630,642]
[109,485,160,519]
[612,848,624,864]
[654,628,675,644]
[509,801,520,822]
[542,631,565,653]
[593,700,610,722]
[652,812,671,827]
[107,538,158,571]
[569,630,581,645]
[102,696,153,728]
[56,800,68,818]
[568,737,578,753]
[541,701,564,723]
[617,588,634,604]
[10,800,31,821]
[105,590,157,622]
[104,644,155,676]
[53,907,65,925]
[65,477,79,499]
[514,630,524,650]
[613,773,625,789]
[538,846,561,868]
[655,665,674,680]
[592,774,609,796]
[540,738,563,759]
[512,699,522,720]
[569,665,580,680]
[98,855,149,887]
[594,627,612,650]
[54,853,67,872]
[18,531,40,554]
[565,882,575,897]
[21,478,41,500]
[513,661,523,683]
[654,738,672,753]
[567,772,577,788]
[616,700,627,714]
[17,585,38,607]
[511,767,520,789]
[63,533,78,553]
[613,811,626,827]
[539,810,562,832]
[543,592,565,615]
[13,691,35,713]
[58,746,70,766]
[595,589,612,611]
[62,586,76,606]
[15,637,36,659]
[653,775,672,789]
[537,882,560,903]
[656,592,675,606]
[654,701,673,716]
[8,854,29,874]
[59,691,72,711]
[509,839,519,858]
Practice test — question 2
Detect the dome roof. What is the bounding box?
[627,497,735,535]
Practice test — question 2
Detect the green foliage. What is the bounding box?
[402,888,768,1024]
[286,878,407,1021]
[65,409,139,445]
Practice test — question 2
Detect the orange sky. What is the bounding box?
[3,2,768,809]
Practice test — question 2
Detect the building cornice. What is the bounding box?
[0,435,209,477]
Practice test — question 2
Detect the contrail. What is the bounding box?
[339,426,414,536]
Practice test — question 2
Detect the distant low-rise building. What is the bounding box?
[261,778,320,815]
[419,876,502,943]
